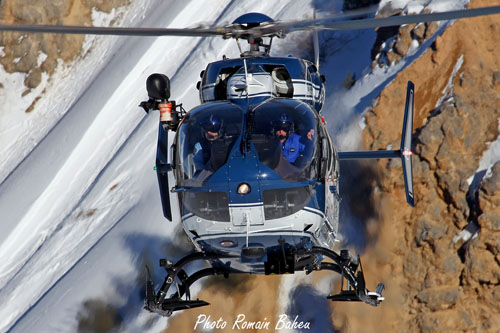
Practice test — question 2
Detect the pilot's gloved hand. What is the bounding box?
[306,129,315,140]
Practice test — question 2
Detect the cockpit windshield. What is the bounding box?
[249,99,318,182]
[175,102,243,187]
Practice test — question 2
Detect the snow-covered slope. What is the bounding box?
[2,0,498,332]
[0,1,315,331]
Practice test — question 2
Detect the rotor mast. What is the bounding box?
[230,12,279,57]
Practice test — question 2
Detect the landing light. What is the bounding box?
[220,240,237,247]
[237,183,251,194]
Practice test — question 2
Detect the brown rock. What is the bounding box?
[10,0,72,23]
[376,4,403,19]
[480,162,500,196]
[394,24,414,56]
[0,0,129,92]
[336,0,500,331]
[417,287,460,311]
[24,68,42,89]
[386,49,401,65]
[492,71,500,85]
[413,218,446,247]
[478,213,500,231]
[418,309,474,332]
[424,21,439,39]
[464,240,500,286]
[412,23,426,42]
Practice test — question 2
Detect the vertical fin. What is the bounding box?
[401,81,414,206]
[337,81,415,207]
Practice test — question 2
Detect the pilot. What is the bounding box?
[273,114,314,164]
[193,114,224,171]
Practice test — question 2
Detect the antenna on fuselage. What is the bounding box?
[313,8,320,70]
[243,57,249,101]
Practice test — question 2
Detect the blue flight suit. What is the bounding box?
[193,141,212,171]
[281,133,306,163]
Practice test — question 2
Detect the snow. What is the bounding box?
[379,0,470,13]
[435,54,464,110]
[468,119,500,185]
[1,0,498,332]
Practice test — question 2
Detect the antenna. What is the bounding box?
[243,57,249,101]
[313,9,320,70]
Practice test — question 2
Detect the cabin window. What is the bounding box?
[201,63,295,102]
[269,66,293,98]
[175,103,242,186]
[226,64,276,100]
[249,99,318,182]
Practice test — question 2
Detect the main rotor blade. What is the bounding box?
[277,5,500,33]
[0,24,227,37]
[1,5,499,39]
[0,5,377,39]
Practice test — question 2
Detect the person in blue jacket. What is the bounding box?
[273,114,314,164]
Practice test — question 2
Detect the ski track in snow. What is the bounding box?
[1,0,498,332]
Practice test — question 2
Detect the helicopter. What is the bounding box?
[2,3,500,318]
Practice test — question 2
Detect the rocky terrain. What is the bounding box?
[0,0,129,111]
[2,0,499,331]
[333,0,500,331]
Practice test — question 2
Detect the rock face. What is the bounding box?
[0,0,129,100]
[333,0,500,331]
[372,5,439,67]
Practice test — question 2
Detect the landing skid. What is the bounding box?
[302,247,385,307]
[144,247,384,316]
[144,252,241,316]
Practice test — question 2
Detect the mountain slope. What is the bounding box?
[333,0,500,331]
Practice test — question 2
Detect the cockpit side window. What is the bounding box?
[175,104,243,186]
[250,100,317,182]
[201,65,241,102]
[264,65,294,98]
[214,66,241,100]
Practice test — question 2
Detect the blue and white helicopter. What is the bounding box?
[137,8,499,316]
[3,4,499,317]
